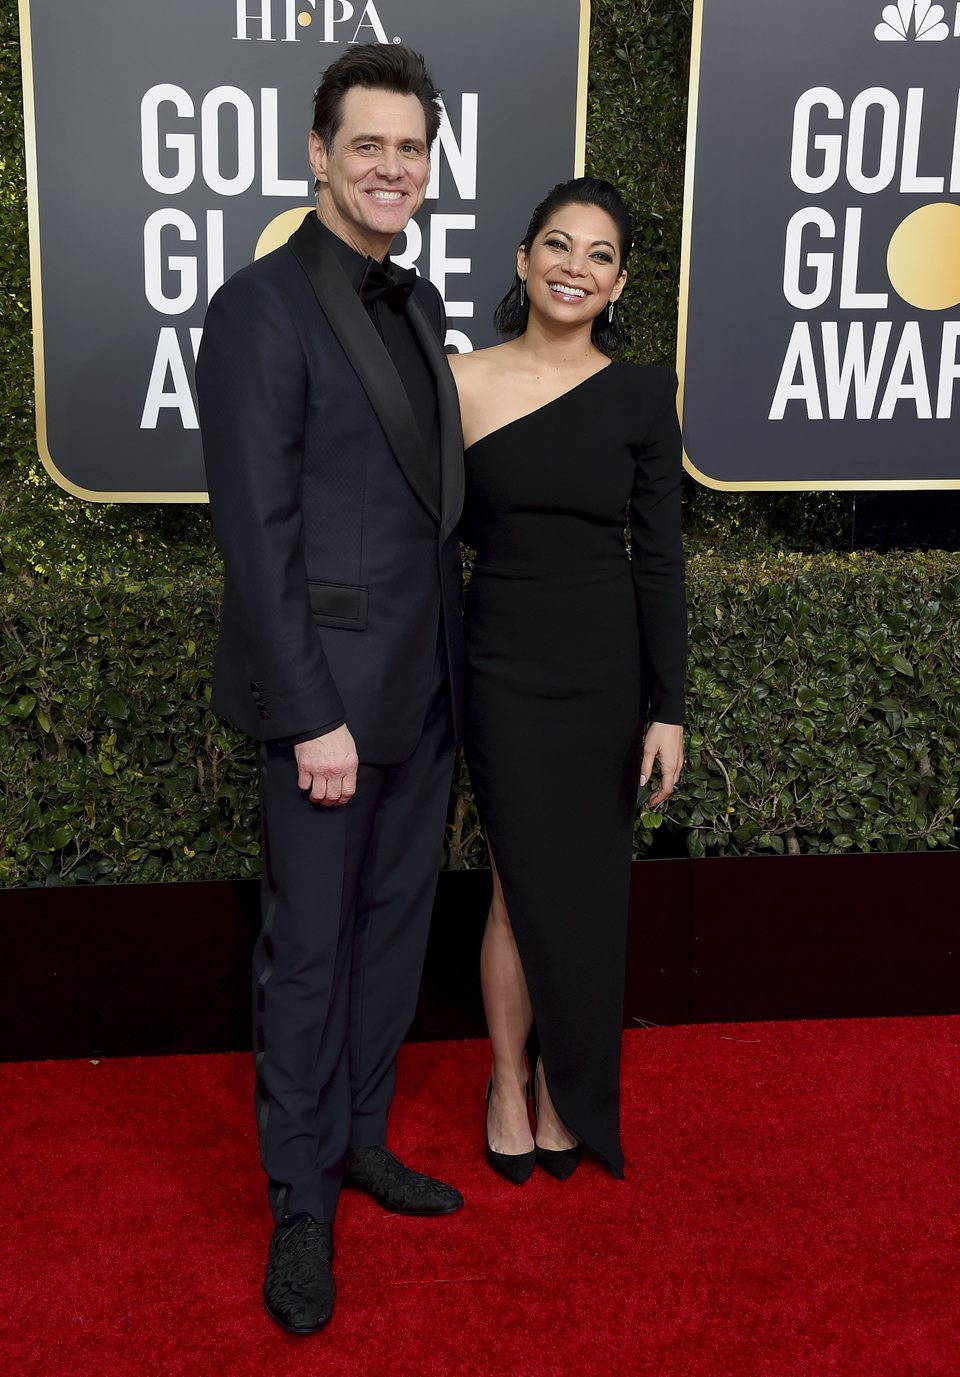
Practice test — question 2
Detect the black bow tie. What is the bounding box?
[359,258,417,311]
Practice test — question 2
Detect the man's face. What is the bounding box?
[309,86,431,260]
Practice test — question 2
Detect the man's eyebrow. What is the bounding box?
[349,132,427,147]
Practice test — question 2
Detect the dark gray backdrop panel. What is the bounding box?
[682,0,960,487]
[24,0,585,496]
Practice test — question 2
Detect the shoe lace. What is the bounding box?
[367,1145,399,1167]
[282,1215,327,1256]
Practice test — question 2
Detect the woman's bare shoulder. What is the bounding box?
[448,342,515,377]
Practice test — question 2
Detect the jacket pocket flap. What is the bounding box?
[308,581,368,631]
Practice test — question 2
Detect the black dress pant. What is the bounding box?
[253,667,454,1223]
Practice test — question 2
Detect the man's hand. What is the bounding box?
[640,722,685,808]
[294,725,359,806]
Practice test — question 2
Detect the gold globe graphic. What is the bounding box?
[255,208,314,260]
[887,202,960,312]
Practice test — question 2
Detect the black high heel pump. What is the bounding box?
[485,1080,536,1185]
[533,1058,582,1181]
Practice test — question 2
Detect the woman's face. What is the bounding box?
[518,201,627,331]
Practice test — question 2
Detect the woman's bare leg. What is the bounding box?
[534,1055,577,1152]
[480,849,535,1154]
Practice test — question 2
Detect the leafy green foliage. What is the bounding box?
[587,1,690,366]
[647,552,960,858]
[0,576,258,885]
[2,556,956,885]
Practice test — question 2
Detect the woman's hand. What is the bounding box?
[640,722,684,808]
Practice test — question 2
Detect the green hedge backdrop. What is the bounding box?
[1,1,956,883]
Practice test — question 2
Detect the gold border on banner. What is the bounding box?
[574,0,590,177]
[19,0,210,504]
[19,1,593,505]
[675,0,960,492]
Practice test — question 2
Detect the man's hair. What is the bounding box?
[312,44,442,150]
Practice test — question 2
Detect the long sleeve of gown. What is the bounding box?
[630,369,687,725]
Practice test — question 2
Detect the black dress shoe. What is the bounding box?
[485,1081,536,1185]
[263,1214,335,1334]
[343,1145,463,1215]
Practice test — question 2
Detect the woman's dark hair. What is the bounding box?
[494,177,634,354]
[312,44,442,150]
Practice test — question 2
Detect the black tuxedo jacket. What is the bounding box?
[196,213,465,764]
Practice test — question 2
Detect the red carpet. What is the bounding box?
[2,1018,957,1377]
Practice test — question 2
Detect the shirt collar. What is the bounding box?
[309,213,388,295]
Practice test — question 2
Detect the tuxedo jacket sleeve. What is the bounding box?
[197,267,347,740]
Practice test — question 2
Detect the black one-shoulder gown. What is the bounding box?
[463,361,686,1176]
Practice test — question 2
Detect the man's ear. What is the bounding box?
[308,130,328,186]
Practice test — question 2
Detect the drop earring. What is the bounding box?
[519,278,525,306]
[607,300,615,323]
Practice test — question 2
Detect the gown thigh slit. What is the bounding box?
[463,362,685,1179]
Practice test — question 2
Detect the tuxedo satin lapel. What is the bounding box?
[287,217,440,523]
[406,296,465,540]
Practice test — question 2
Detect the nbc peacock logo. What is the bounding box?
[875,0,953,40]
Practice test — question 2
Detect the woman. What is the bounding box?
[449,178,686,1183]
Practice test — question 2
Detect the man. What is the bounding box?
[196,45,464,1335]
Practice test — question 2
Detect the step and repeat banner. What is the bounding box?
[20,0,588,500]
[679,0,960,489]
